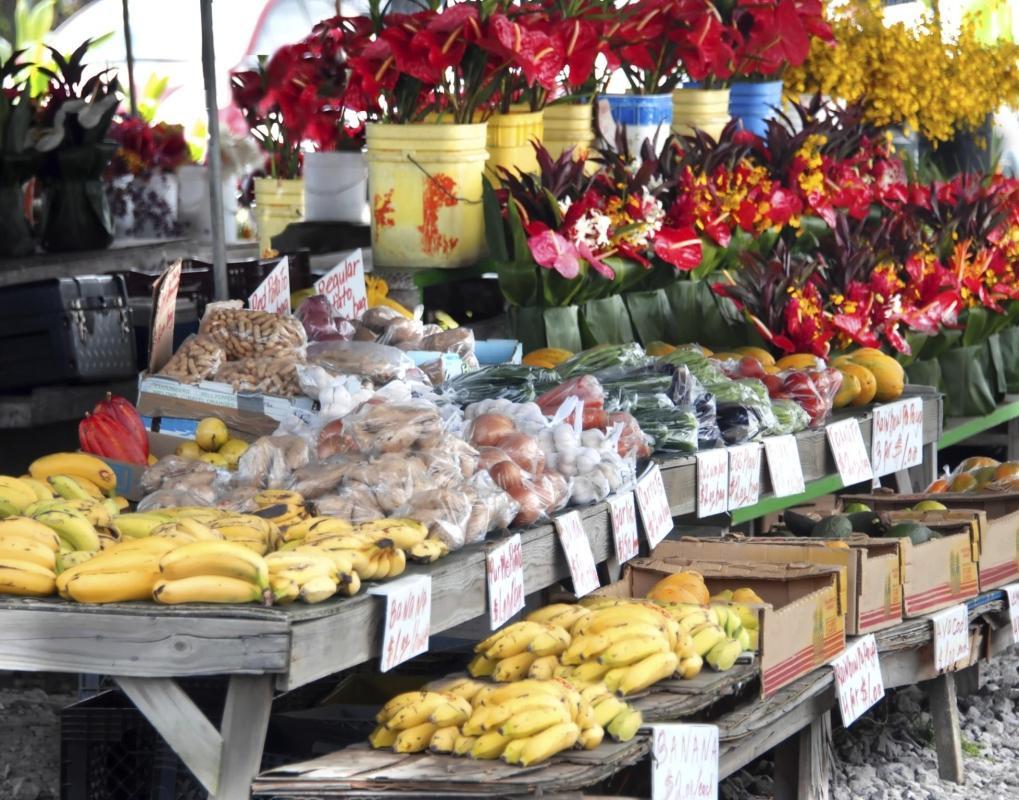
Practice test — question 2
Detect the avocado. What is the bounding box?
[886,523,934,546]
[812,515,853,540]
[912,500,947,512]
[844,502,872,513]
[847,511,882,535]
[784,509,824,537]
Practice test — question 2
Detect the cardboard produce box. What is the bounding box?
[604,540,845,698]
[744,536,903,636]
[845,491,1019,592]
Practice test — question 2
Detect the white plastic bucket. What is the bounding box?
[304,150,369,224]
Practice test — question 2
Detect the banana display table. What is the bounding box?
[0,391,942,800]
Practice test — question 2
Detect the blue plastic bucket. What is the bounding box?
[598,93,673,157]
[728,80,784,137]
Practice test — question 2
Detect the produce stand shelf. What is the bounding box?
[940,394,1019,457]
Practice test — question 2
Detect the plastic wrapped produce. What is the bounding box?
[337,402,445,456]
[631,402,699,454]
[764,368,842,427]
[716,403,769,445]
[307,340,418,385]
[770,398,811,435]
[314,485,384,523]
[400,488,473,550]
[536,375,605,416]
[138,488,216,511]
[464,399,548,436]
[214,357,303,396]
[377,316,426,348]
[235,435,312,488]
[557,344,648,377]
[157,336,225,383]
[297,367,375,421]
[360,306,406,333]
[141,455,218,495]
[661,348,729,386]
[443,364,559,405]
[297,295,351,342]
[199,303,307,359]
[421,327,478,370]
[610,412,653,459]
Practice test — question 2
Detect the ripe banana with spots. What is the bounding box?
[0,558,56,596]
[153,576,266,605]
[29,453,116,494]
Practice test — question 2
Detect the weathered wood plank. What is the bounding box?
[0,609,289,676]
[923,672,964,784]
[774,711,831,800]
[116,676,223,794]
[215,675,275,800]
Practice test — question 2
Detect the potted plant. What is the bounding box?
[600,0,732,157]
[105,116,193,239]
[0,53,36,256]
[230,58,304,257]
[33,40,120,253]
[267,16,372,225]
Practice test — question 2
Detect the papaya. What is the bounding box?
[845,353,904,402]
[523,348,573,369]
[839,363,877,406]
[646,572,709,604]
[833,372,862,409]
[734,346,775,366]
[646,342,677,357]
[776,353,824,371]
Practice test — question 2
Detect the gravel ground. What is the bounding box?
[0,679,76,800]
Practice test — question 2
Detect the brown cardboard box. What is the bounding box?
[845,492,1019,592]
[99,431,187,502]
[742,536,903,635]
[605,540,845,698]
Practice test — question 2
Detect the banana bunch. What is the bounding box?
[28,452,117,497]
[56,537,179,602]
[0,517,61,596]
[210,514,280,555]
[251,490,307,530]
[467,620,573,682]
[290,521,411,583]
[652,601,748,674]
[112,511,176,540]
[711,589,762,651]
[265,549,351,604]
[150,518,226,545]
[369,678,641,764]
[154,541,271,605]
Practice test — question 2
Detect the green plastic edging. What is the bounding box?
[730,474,845,525]
[938,398,1019,450]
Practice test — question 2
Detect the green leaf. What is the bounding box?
[493,199,539,307]
[482,177,508,262]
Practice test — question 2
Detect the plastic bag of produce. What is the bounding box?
[235,435,312,489]
[296,295,351,342]
[769,398,811,434]
[214,356,304,396]
[462,471,521,544]
[360,306,407,333]
[444,364,560,405]
[157,335,226,384]
[337,401,447,456]
[398,487,473,550]
[465,399,548,437]
[199,302,307,359]
[138,487,218,511]
[716,403,773,445]
[557,343,648,377]
[631,401,699,455]
[297,366,375,421]
[307,340,418,385]
[661,348,729,385]
[314,484,385,523]
[421,328,478,367]
[377,316,426,349]
[609,411,653,459]
[764,368,841,428]
[536,375,605,416]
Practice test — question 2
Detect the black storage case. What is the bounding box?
[0,275,136,390]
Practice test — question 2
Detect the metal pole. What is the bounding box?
[121,0,137,116]
[200,0,229,301]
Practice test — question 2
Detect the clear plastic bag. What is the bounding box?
[609,411,652,459]
[337,401,446,456]
[141,455,218,495]
[537,375,605,416]
[313,486,385,523]
[235,435,312,489]
[157,336,226,384]
[360,306,406,333]
[214,357,303,396]
[199,303,307,359]
[297,366,375,421]
[138,488,215,511]
[297,295,351,342]
[377,316,425,348]
[307,340,418,385]
[399,488,474,551]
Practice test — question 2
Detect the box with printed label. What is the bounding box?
[598,539,845,698]
[845,491,1019,592]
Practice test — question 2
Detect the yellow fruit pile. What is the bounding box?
[522,348,574,369]
[174,417,249,470]
[370,677,641,764]
[832,349,905,408]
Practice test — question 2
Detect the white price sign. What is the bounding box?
[608,492,639,564]
[727,444,762,511]
[1003,583,1019,644]
[901,397,924,469]
[635,464,674,548]
[315,248,367,319]
[486,534,525,631]
[931,603,970,672]
[831,634,884,727]
[696,449,728,518]
[870,401,906,478]
[826,418,873,486]
[149,260,182,372]
[248,256,291,315]
[555,511,600,597]
[652,724,719,800]
[763,435,805,497]
[369,575,431,672]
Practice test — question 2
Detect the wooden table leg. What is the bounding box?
[773,710,831,800]
[214,674,274,800]
[922,672,964,784]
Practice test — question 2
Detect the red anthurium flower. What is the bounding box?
[654,226,703,270]
[577,241,616,279]
[527,225,581,279]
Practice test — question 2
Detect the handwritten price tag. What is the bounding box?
[1003,583,1019,645]
[931,603,970,672]
[315,248,367,319]
[871,402,905,478]
[696,449,728,518]
[763,435,805,497]
[826,418,873,486]
[727,444,762,511]
[901,397,924,469]
[248,255,291,315]
[635,464,674,548]
[487,534,525,630]
[652,724,719,800]
[555,511,600,597]
[831,634,884,727]
[608,492,639,564]
[369,575,431,672]
[148,260,182,373]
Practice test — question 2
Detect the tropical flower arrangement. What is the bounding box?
[107,117,191,176]
[230,59,303,179]
[785,0,1019,144]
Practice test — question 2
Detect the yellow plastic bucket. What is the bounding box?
[672,87,731,141]
[485,109,544,184]
[542,103,595,162]
[255,178,304,257]
[366,122,488,269]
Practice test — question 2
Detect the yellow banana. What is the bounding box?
[299,575,337,603]
[470,731,511,759]
[376,691,427,724]
[385,692,447,731]
[0,561,56,595]
[393,722,437,753]
[617,652,679,696]
[467,653,496,677]
[518,722,580,766]
[528,654,559,680]
[385,546,406,579]
[678,654,703,679]
[501,737,528,765]
[153,576,265,605]
[407,539,448,564]
[112,513,173,539]
[598,635,671,667]
[34,510,100,552]
[429,695,472,727]
[48,475,101,501]
[527,625,571,657]
[492,651,538,682]
[481,696,567,732]
[160,541,269,589]
[571,660,613,684]
[337,571,361,597]
[254,489,304,507]
[356,518,428,549]
[429,725,460,754]
[705,639,742,672]
[29,453,116,493]
[479,621,547,659]
[270,575,300,604]
[453,734,477,756]
[592,695,627,728]
[423,677,485,702]
[56,550,96,573]
[606,708,642,742]
[691,624,727,658]
[18,477,54,501]
[0,536,56,570]
[0,518,60,550]
[65,569,160,603]
[0,476,40,511]
[499,705,572,738]
[368,724,397,749]
[579,724,604,750]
